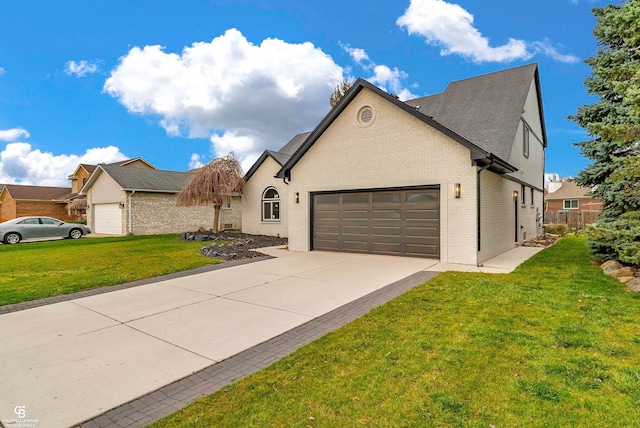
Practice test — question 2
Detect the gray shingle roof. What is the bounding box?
[100,164,192,193]
[244,132,311,181]
[405,63,542,161]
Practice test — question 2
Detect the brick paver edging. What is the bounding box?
[76,270,439,428]
[0,256,272,315]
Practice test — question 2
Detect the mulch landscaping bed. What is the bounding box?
[181,231,288,260]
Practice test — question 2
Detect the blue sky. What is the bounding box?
[0,0,602,186]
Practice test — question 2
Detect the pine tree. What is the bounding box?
[569,0,640,263]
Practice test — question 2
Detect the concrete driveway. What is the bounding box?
[0,248,439,428]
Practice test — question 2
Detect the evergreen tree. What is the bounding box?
[569,0,640,263]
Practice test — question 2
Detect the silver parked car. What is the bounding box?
[0,216,91,244]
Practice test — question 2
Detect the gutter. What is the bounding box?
[128,191,136,235]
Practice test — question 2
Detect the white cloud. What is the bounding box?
[397,0,578,63]
[104,29,344,168]
[65,60,100,77]
[0,67,5,75]
[0,143,127,186]
[531,40,579,64]
[342,44,370,65]
[0,128,30,142]
[188,153,204,170]
[341,44,417,100]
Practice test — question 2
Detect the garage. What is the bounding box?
[312,187,440,258]
[93,203,123,235]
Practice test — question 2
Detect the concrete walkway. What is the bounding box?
[0,245,541,428]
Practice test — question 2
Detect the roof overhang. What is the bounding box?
[533,67,549,148]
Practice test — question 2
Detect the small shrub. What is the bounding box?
[67,219,87,225]
[544,224,569,235]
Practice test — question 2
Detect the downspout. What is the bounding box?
[476,163,492,253]
[128,191,136,235]
[282,169,290,185]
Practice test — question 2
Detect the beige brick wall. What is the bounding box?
[286,88,478,265]
[478,171,518,262]
[242,156,289,238]
[128,192,241,235]
[219,196,242,230]
[479,170,543,262]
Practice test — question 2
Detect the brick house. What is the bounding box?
[65,158,157,219]
[545,180,603,213]
[0,184,71,222]
[243,63,547,265]
[82,164,241,235]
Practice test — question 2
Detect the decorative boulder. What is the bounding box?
[626,278,640,292]
[601,260,623,273]
[608,267,636,278]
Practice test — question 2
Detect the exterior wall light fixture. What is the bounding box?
[295,192,300,204]
[454,183,461,198]
[513,190,519,201]
[119,202,125,209]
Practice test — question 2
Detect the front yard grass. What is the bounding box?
[151,236,640,427]
[0,235,220,306]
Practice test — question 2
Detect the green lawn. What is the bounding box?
[0,235,220,306]
[151,236,640,427]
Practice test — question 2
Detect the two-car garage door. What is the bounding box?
[312,187,440,258]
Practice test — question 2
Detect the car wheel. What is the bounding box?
[69,229,83,239]
[4,232,21,244]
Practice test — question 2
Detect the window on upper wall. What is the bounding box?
[262,187,280,221]
[521,184,526,204]
[564,199,579,209]
[523,123,530,158]
[222,199,231,209]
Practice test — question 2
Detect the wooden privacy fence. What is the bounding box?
[544,210,600,230]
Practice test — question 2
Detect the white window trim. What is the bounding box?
[563,199,579,210]
[262,187,281,222]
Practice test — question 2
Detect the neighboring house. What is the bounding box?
[0,184,71,222]
[545,180,603,212]
[65,158,157,219]
[82,164,241,235]
[243,63,547,265]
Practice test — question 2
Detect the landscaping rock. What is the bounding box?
[626,278,640,292]
[184,231,288,261]
[618,276,636,284]
[601,260,623,273]
[608,266,635,278]
[521,233,559,248]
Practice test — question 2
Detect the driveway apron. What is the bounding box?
[0,249,438,428]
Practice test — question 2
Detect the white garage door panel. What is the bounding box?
[94,204,123,235]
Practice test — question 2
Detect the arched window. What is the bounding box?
[262,187,280,221]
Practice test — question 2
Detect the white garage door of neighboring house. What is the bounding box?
[94,203,123,235]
